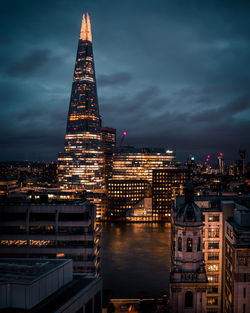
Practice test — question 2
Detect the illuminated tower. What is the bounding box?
[217,153,224,175]
[58,13,103,194]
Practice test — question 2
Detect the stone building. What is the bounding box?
[170,181,207,312]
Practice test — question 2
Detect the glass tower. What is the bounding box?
[58,13,103,193]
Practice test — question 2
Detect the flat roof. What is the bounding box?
[0,258,71,284]
[0,275,100,313]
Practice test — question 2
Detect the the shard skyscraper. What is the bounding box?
[58,13,103,200]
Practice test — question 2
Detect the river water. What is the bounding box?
[100,223,171,299]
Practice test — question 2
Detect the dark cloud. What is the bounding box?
[5,49,56,77]
[98,72,133,87]
[0,0,250,161]
[190,93,250,122]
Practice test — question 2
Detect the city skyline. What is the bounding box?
[1,0,250,162]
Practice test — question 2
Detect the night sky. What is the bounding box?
[1,0,250,162]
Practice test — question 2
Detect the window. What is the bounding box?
[207,275,219,283]
[207,264,219,272]
[243,287,246,298]
[208,229,220,238]
[208,242,219,249]
[238,257,248,266]
[208,253,219,260]
[207,297,218,305]
[178,237,182,251]
[197,237,201,251]
[207,286,218,294]
[185,291,193,307]
[187,238,192,252]
[208,215,219,222]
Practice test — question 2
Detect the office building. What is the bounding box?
[111,148,175,183]
[101,127,116,186]
[175,194,249,313]
[197,201,224,313]
[152,168,188,220]
[224,205,250,313]
[218,153,224,175]
[0,258,102,313]
[0,199,100,276]
[58,13,103,195]
[107,180,150,219]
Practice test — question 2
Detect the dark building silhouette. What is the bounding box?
[101,127,116,187]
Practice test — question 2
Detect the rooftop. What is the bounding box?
[0,275,99,313]
[0,258,70,284]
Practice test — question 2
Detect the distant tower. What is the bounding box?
[170,181,207,313]
[239,149,246,176]
[58,13,103,193]
[217,153,224,175]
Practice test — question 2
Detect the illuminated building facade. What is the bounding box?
[101,127,116,186]
[174,195,249,313]
[224,206,250,313]
[152,168,188,220]
[217,153,224,175]
[198,202,223,313]
[107,180,150,218]
[58,13,103,195]
[0,200,100,276]
[111,148,175,183]
[170,182,207,313]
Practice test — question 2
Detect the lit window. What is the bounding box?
[207,264,219,272]
[187,238,192,252]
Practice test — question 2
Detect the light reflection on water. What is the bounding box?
[100,223,171,298]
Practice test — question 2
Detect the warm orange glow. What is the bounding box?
[80,13,92,42]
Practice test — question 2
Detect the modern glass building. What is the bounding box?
[111,148,175,183]
[58,13,103,195]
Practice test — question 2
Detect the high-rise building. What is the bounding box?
[101,127,116,186]
[218,153,224,175]
[170,182,207,312]
[111,148,175,183]
[152,168,188,220]
[238,149,246,176]
[58,13,103,195]
[224,206,250,313]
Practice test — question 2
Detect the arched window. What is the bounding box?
[187,238,192,252]
[197,237,201,251]
[185,291,193,307]
[178,237,182,251]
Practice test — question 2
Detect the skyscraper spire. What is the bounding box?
[80,13,92,42]
[80,13,86,40]
[86,13,92,42]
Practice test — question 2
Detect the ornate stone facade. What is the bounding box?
[170,181,207,312]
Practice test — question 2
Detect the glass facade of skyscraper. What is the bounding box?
[58,14,103,194]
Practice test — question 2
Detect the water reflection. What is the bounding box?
[100,223,171,298]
